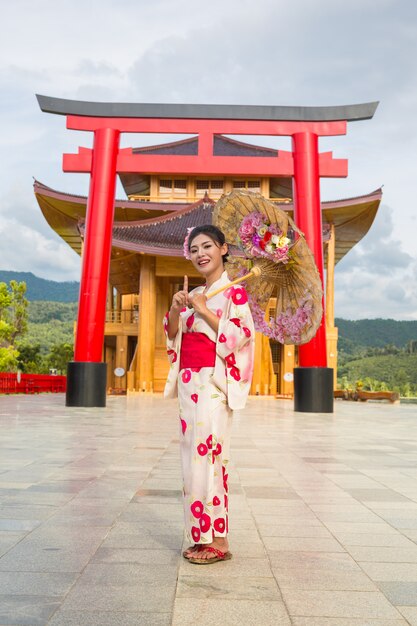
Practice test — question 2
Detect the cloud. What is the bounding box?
[334,204,417,319]
[0,216,80,282]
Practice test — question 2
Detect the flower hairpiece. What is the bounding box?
[183,227,195,260]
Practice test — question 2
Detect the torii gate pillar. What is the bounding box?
[292,131,333,412]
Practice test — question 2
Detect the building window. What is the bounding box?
[158,178,187,199]
[232,179,261,193]
[195,179,224,198]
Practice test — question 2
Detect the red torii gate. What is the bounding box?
[36,95,378,411]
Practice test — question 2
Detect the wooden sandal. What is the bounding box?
[188,546,232,564]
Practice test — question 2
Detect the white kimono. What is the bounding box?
[164,271,255,544]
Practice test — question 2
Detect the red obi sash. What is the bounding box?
[180,332,216,370]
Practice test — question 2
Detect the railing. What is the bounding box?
[128,194,292,204]
[106,309,138,324]
[0,373,67,394]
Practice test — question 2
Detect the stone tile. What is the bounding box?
[263,536,345,552]
[360,562,417,582]
[101,532,181,550]
[336,533,415,547]
[91,547,179,564]
[280,589,402,618]
[172,598,291,625]
[272,567,378,591]
[48,611,171,626]
[76,562,178,586]
[348,546,417,562]
[0,594,61,625]
[258,524,332,538]
[268,551,361,571]
[397,606,417,625]
[0,571,76,596]
[378,582,417,606]
[61,583,176,612]
[322,522,400,535]
[291,617,409,625]
[0,519,41,533]
[176,574,281,599]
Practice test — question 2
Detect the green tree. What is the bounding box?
[16,343,44,373]
[46,343,74,374]
[0,281,28,372]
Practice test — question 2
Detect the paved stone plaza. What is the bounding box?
[1,394,417,625]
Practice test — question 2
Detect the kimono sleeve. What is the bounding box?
[212,286,255,410]
[162,310,182,399]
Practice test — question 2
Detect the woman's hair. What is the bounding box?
[188,224,229,262]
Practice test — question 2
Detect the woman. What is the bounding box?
[163,225,255,564]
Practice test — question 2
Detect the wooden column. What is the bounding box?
[250,332,263,395]
[115,334,128,390]
[325,224,338,388]
[280,345,295,396]
[325,224,335,328]
[137,256,157,391]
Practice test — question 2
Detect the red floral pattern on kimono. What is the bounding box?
[163,271,255,544]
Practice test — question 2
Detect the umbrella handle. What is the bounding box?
[205,265,261,300]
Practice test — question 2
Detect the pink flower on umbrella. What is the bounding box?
[206,434,213,449]
[186,314,195,329]
[191,526,201,542]
[219,333,227,343]
[230,317,241,327]
[199,513,211,533]
[216,309,223,318]
[213,495,221,506]
[180,418,187,435]
[230,366,241,381]
[191,500,204,518]
[181,369,191,383]
[191,394,198,403]
[242,326,251,337]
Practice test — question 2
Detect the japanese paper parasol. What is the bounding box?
[210,190,323,345]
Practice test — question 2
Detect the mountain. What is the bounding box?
[335,318,417,351]
[0,271,79,303]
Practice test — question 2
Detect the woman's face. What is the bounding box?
[189,233,227,277]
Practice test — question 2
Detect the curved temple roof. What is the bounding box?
[34,181,382,294]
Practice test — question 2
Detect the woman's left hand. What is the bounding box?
[189,293,208,315]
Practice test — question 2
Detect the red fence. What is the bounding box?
[0,373,66,394]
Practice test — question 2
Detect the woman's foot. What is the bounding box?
[187,538,229,561]
[182,544,201,559]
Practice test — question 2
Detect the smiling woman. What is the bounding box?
[163,224,255,565]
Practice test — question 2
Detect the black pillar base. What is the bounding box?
[66,362,107,407]
[294,367,334,413]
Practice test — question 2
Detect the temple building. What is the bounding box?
[34,135,382,396]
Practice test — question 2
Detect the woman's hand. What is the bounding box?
[189,292,220,332]
[188,292,208,315]
[170,276,189,313]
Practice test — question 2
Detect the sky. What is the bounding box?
[0,0,416,320]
